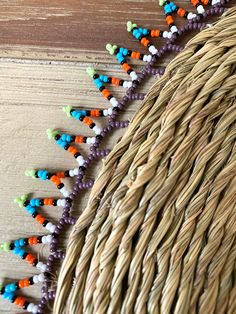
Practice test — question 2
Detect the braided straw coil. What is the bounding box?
[54,7,236,314]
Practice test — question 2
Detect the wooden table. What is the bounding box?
[0,1,233,313]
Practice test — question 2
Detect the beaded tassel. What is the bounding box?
[127,21,162,53]
[25,169,71,197]
[0,280,40,313]
[62,106,102,135]
[14,195,56,233]
[86,67,121,108]
[106,44,139,81]
[0,237,48,271]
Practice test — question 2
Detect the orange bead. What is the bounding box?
[55,172,64,179]
[166,15,174,25]
[50,175,57,183]
[101,89,111,98]
[14,296,26,307]
[141,37,150,47]
[18,280,25,289]
[71,148,78,155]
[191,0,199,5]
[75,136,84,143]
[48,198,53,205]
[35,214,45,224]
[28,237,34,245]
[177,8,185,17]
[23,279,30,287]
[151,29,160,37]
[122,63,131,72]
[19,297,26,307]
[111,77,120,86]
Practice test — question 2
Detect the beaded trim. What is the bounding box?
[0,1,230,313]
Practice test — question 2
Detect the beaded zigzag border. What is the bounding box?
[0,1,230,313]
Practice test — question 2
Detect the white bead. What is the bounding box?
[69,170,74,177]
[170,25,178,33]
[127,81,133,88]
[50,225,56,233]
[187,12,196,20]
[103,109,108,116]
[197,5,204,14]
[93,126,102,135]
[73,168,79,176]
[60,187,66,193]
[76,155,85,166]
[143,55,148,62]
[57,199,61,206]
[41,264,47,272]
[32,305,38,314]
[42,236,47,244]
[33,275,39,284]
[149,45,158,55]
[46,235,52,243]
[107,107,113,115]
[46,222,53,231]
[163,31,169,38]
[91,137,96,144]
[86,137,91,144]
[110,97,118,107]
[27,303,34,312]
[38,273,45,282]
[130,71,138,80]
[167,32,172,39]
[36,261,43,270]
[212,0,220,4]
[147,55,152,62]
[62,191,70,198]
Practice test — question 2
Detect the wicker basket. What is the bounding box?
[54,7,236,314]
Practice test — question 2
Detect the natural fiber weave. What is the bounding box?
[54,7,236,314]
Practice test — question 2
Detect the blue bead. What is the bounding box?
[142,29,149,35]
[18,249,25,258]
[35,199,41,207]
[2,292,14,300]
[123,48,128,56]
[26,205,36,215]
[19,239,25,246]
[30,199,36,206]
[5,283,16,293]
[14,240,20,247]
[103,76,109,83]
[61,134,67,141]
[71,110,77,118]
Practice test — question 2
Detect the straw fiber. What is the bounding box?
[54,7,236,314]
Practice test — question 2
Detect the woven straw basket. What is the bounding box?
[54,7,236,314]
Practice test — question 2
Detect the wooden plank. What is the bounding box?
[0,0,202,62]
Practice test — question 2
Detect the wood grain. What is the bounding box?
[0,1,235,313]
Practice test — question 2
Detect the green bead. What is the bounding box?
[127,21,137,32]
[159,0,166,6]
[86,67,96,78]
[106,43,117,55]
[25,169,36,178]
[47,128,59,140]
[14,194,28,208]
[0,242,10,252]
[63,105,72,118]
